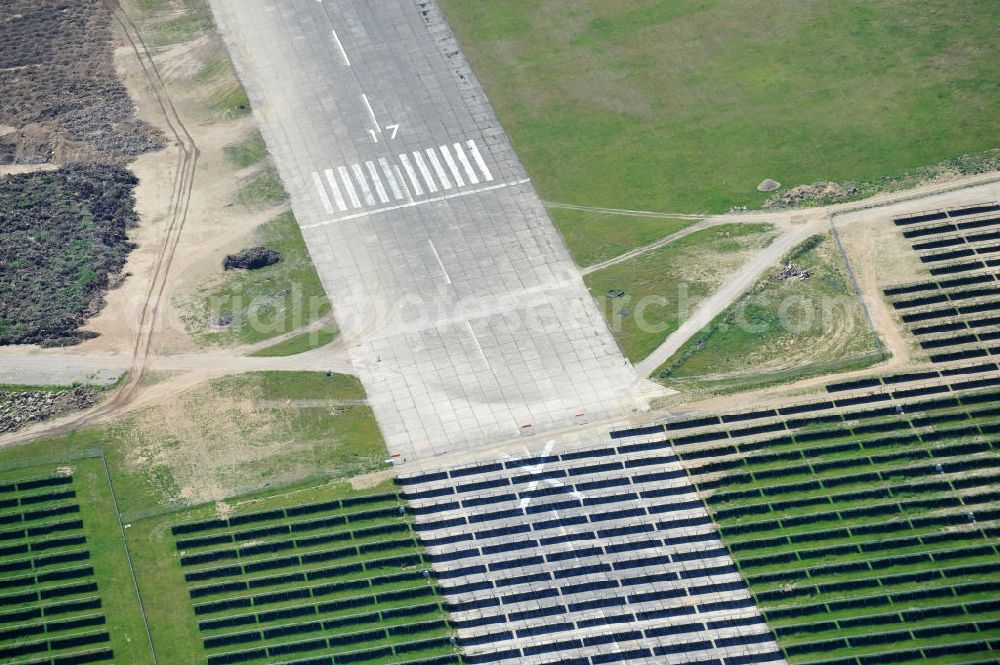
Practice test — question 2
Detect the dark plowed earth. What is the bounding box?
[0,164,139,347]
[0,0,163,164]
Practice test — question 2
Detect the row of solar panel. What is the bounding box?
[0,613,105,643]
[0,565,94,592]
[177,518,407,552]
[0,516,84,543]
[281,654,458,665]
[757,561,998,604]
[461,634,781,665]
[0,581,98,608]
[607,378,997,446]
[0,549,90,575]
[891,286,1000,309]
[774,598,998,638]
[729,510,1000,555]
[711,470,1000,517]
[0,477,73,496]
[171,493,399,536]
[186,550,423,584]
[901,215,1000,238]
[920,329,1000,351]
[763,579,1000,621]
[207,635,452,665]
[914,314,1000,336]
[827,361,996,391]
[0,535,87,559]
[894,204,1000,225]
[739,524,997,572]
[797,639,997,665]
[901,297,1000,322]
[7,647,112,665]
[461,624,773,657]
[469,647,782,665]
[919,242,1000,264]
[205,617,445,651]
[719,494,996,540]
[194,581,436,617]
[0,597,101,626]
[784,618,1000,656]
[0,491,76,513]
[198,599,440,634]
[929,256,1000,276]
[190,567,426,602]
[883,272,997,296]
[913,229,1000,252]
[748,543,999,587]
[180,535,415,567]
[0,629,109,659]
[0,505,80,531]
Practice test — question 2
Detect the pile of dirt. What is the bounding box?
[0,163,140,346]
[777,263,811,281]
[0,0,164,164]
[0,386,100,433]
[763,181,859,208]
[223,247,282,271]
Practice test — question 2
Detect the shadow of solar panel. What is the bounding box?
[207,647,266,664]
[616,439,672,455]
[205,631,263,648]
[895,211,948,225]
[931,261,985,275]
[826,378,882,393]
[454,478,510,493]
[674,430,730,445]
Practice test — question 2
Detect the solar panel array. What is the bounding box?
[0,473,112,665]
[169,492,460,665]
[398,453,784,665]
[886,203,1000,362]
[607,370,1000,663]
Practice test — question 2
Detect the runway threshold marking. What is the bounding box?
[309,140,501,222]
[302,178,531,229]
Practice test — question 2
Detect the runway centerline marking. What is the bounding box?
[428,240,452,285]
[301,178,530,229]
[360,93,381,135]
[330,29,351,66]
[465,321,491,371]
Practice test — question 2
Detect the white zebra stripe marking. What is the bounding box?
[337,166,362,209]
[453,142,479,185]
[466,140,494,182]
[412,152,439,193]
[424,148,452,190]
[365,161,390,204]
[323,168,348,211]
[311,172,334,214]
[398,154,424,196]
[351,163,377,206]
[379,158,404,200]
[438,144,465,187]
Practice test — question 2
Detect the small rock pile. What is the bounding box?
[763,181,859,208]
[777,263,811,281]
[0,387,99,433]
[223,247,282,271]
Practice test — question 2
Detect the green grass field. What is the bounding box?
[224,130,269,169]
[441,0,1000,222]
[656,233,884,394]
[550,209,696,267]
[180,212,332,347]
[584,223,775,361]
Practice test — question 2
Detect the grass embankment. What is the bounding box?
[656,233,884,394]
[441,0,1000,258]
[249,324,339,357]
[181,212,332,346]
[584,223,776,362]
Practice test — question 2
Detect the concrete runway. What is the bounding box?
[208,0,643,457]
